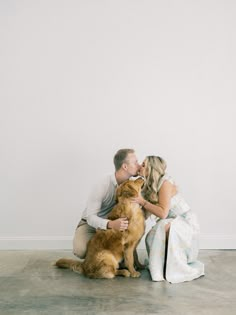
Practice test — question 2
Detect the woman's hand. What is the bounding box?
[131,196,146,207]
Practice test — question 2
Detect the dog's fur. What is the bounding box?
[55,177,145,279]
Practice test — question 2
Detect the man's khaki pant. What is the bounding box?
[73,219,96,259]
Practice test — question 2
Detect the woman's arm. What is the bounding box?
[132,181,176,219]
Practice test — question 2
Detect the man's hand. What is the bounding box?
[107,218,129,231]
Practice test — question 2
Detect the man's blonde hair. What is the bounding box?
[113,149,135,171]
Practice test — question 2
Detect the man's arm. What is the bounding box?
[85,176,129,231]
[87,214,109,230]
[85,178,110,230]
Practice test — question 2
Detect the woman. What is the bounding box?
[132,156,204,283]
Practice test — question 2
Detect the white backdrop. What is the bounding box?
[0,0,235,249]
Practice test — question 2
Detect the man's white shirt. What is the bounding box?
[82,174,117,230]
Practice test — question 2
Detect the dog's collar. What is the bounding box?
[129,175,145,181]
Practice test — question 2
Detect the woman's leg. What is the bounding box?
[145,226,157,256]
[165,223,171,239]
[163,223,171,278]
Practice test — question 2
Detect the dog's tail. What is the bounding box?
[54,258,83,274]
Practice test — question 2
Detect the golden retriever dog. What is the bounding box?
[55,177,145,279]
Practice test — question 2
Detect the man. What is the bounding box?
[73,148,140,259]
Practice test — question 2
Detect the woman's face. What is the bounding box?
[139,159,149,177]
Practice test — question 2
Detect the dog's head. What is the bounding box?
[116,177,144,201]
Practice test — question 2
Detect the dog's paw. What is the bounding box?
[116,269,131,277]
[130,271,141,278]
[123,270,131,277]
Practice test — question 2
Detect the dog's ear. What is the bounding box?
[115,185,122,201]
[115,180,138,201]
[120,183,137,198]
[115,179,131,201]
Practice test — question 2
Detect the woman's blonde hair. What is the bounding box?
[142,156,167,204]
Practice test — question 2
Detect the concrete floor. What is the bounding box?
[0,250,235,315]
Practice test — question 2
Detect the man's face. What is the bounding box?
[123,153,140,176]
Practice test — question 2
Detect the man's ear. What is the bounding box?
[122,163,128,171]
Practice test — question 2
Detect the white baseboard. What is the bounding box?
[0,234,235,250]
[0,236,73,250]
[199,234,236,249]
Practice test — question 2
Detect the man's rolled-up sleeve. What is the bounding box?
[85,180,110,230]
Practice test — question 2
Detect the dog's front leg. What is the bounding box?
[124,244,141,278]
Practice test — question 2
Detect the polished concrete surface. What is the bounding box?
[0,250,235,315]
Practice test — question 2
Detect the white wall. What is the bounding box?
[1,0,235,250]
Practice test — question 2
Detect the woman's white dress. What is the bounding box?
[145,174,205,284]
